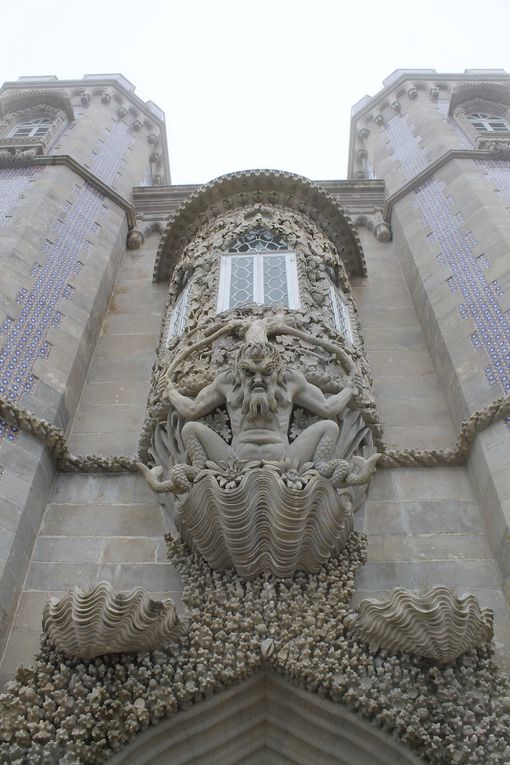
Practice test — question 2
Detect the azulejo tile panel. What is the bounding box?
[385,115,510,400]
[0,167,40,225]
[0,121,134,447]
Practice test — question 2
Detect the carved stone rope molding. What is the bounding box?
[378,393,510,468]
[0,392,508,474]
[0,397,138,473]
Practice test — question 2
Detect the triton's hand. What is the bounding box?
[350,371,364,398]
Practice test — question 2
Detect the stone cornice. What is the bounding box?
[153,169,368,282]
[0,153,136,228]
[0,78,164,128]
[133,178,387,223]
[0,77,171,184]
[383,148,510,221]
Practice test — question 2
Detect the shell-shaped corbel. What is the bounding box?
[345,586,493,664]
[177,469,353,579]
[42,582,184,659]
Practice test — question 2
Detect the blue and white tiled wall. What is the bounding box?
[384,113,510,401]
[0,120,134,447]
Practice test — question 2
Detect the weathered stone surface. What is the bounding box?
[42,582,183,659]
[347,586,494,663]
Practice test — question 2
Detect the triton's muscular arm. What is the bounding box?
[166,374,227,420]
[292,370,354,419]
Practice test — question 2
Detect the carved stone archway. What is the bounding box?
[153,169,367,281]
[109,672,423,765]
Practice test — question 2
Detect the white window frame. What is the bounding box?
[166,281,192,342]
[468,113,510,133]
[329,284,353,343]
[217,251,300,312]
[8,117,54,139]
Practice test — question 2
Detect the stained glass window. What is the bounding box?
[217,230,299,311]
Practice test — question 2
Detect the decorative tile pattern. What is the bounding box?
[476,254,489,270]
[91,120,134,186]
[0,167,39,225]
[480,159,510,199]
[384,115,427,176]
[385,115,510,400]
[0,120,135,447]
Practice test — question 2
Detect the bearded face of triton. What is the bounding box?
[233,342,284,421]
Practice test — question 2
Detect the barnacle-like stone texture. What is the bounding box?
[0,534,509,765]
[346,586,494,664]
[42,582,184,659]
[175,468,353,578]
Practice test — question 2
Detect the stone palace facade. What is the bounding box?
[0,70,509,764]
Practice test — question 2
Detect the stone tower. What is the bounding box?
[0,72,509,765]
[0,73,169,667]
[348,68,510,601]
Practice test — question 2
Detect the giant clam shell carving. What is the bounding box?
[175,467,353,579]
[345,586,494,664]
[42,582,183,659]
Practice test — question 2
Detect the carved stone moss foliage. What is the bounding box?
[140,202,377,459]
[140,303,381,463]
[1,533,509,765]
[159,203,357,354]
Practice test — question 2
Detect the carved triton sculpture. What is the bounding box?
[138,318,380,577]
[139,318,379,493]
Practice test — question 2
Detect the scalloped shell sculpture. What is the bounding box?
[346,586,494,664]
[42,582,183,659]
[175,468,353,579]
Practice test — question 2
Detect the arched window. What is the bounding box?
[8,116,54,139]
[468,113,510,132]
[217,229,300,312]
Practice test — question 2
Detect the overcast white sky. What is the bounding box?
[2,0,510,184]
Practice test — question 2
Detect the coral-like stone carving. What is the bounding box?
[42,582,184,659]
[346,586,494,663]
[1,534,509,765]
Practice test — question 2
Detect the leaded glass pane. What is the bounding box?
[168,281,192,341]
[263,254,289,306]
[468,113,510,133]
[229,229,288,254]
[330,285,352,341]
[229,256,254,308]
[10,118,53,139]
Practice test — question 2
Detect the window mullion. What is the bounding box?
[217,255,230,312]
[254,254,264,303]
[285,253,299,309]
